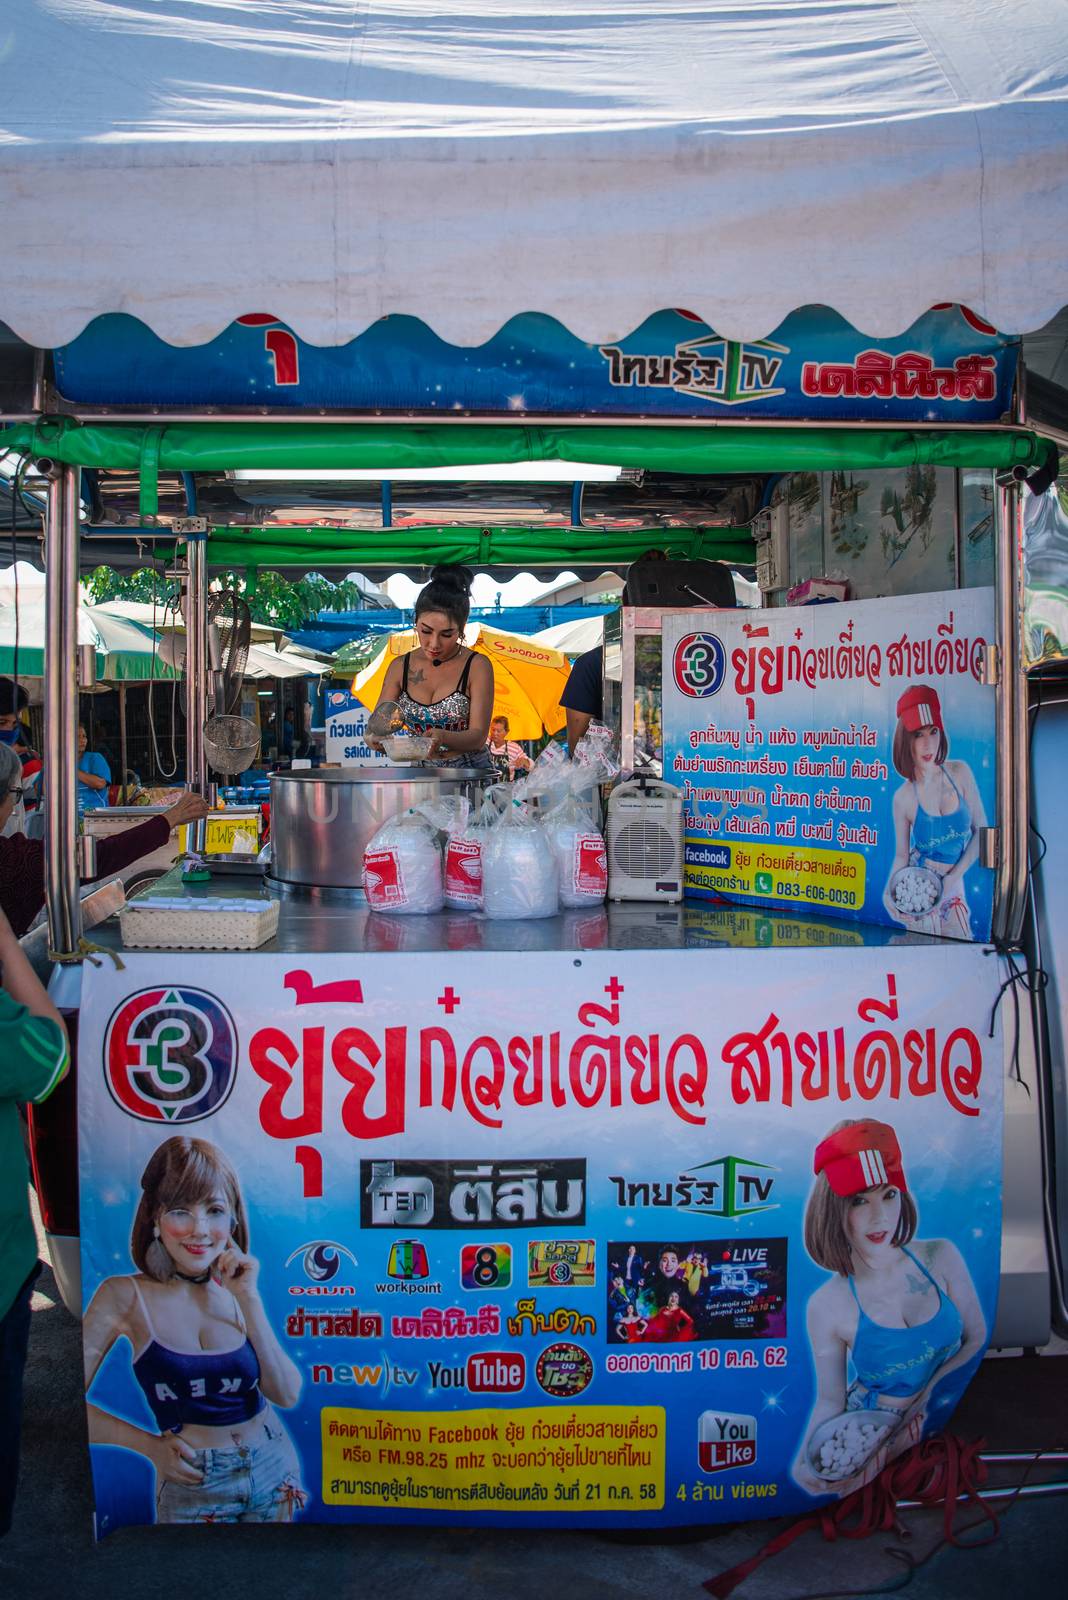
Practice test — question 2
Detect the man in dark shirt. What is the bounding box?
[559,646,604,755]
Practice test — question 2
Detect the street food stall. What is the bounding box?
[1,0,1066,1544]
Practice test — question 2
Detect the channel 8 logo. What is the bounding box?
[460,1243,512,1291]
[672,631,726,698]
[103,986,238,1123]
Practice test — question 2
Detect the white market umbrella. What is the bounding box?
[0,601,179,681]
[0,561,46,610]
[96,599,280,646]
[243,643,329,680]
[532,615,605,657]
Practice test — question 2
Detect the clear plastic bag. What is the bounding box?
[481,796,559,919]
[543,792,608,907]
[570,723,620,790]
[363,805,444,914]
[538,726,618,907]
[513,739,570,806]
[442,793,503,912]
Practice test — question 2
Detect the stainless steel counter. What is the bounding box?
[93,868,940,955]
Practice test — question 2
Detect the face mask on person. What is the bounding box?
[0,728,19,746]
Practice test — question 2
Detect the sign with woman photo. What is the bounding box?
[77,942,1002,1535]
[662,588,996,940]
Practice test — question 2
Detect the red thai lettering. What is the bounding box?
[250,1026,324,1137]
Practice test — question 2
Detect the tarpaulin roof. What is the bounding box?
[1,2,1066,351]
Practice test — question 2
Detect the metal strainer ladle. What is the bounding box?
[203,714,261,774]
[367,699,427,737]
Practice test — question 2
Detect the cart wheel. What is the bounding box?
[123,869,165,898]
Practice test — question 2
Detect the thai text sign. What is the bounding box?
[663,589,996,939]
[78,945,1001,1535]
[324,688,387,767]
[54,306,1015,421]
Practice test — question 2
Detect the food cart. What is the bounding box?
[1,0,1066,1543]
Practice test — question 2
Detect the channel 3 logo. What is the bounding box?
[672,632,726,698]
[460,1243,512,1291]
[103,986,238,1123]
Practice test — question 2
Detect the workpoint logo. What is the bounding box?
[672,633,726,698]
[104,987,238,1122]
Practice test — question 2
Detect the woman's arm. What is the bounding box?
[917,1238,987,1387]
[241,1298,302,1408]
[793,1288,849,1493]
[367,659,405,750]
[940,764,987,895]
[431,656,495,755]
[0,910,65,1030]
[882,786,914,922]
[77,764,109,792]
[565,708,593,756]
[83,1278,204,1484]
[213,1243,302,1408]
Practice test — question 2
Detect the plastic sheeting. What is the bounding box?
[0,419,1053,476]
[1,2,1066,350]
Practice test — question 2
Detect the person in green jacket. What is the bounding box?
[0,907,69,1537]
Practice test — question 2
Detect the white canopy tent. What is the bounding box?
[1,1,1066,349]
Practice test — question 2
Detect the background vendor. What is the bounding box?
[76,724,111,813]
[0,679,35,838]
[487,716,532,781]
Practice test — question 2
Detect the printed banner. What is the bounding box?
[78,945,1002,1535]
[54,306,1016,421]
[324,688,387,767]
[662,589,996,940]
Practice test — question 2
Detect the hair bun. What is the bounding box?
[429,563,474,596]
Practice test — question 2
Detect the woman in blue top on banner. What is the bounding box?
[882,685,986,940]
[83,1136,306,1523]
[792,1119,986,1498]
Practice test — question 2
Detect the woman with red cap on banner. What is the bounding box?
[792,1119,986,1498]
[882,684,986,940]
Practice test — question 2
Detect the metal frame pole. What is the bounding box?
[183,537,209,857]
[43,463,82,956]
[992,478,1028,945]
[1008,482,1030,942]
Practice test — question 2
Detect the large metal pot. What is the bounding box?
[268,766,491,892]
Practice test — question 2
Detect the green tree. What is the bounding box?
[83,567,377,629]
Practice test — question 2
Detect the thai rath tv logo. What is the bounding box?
[104,987,238,1122]
[599,334,788,406]
[672,633,726,699]
[699,1410,757,1473]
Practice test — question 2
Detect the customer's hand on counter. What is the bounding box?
[162,792,212,831]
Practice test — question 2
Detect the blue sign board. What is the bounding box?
[54,306,1016,422]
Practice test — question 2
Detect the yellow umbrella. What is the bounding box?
[351,622,572,740]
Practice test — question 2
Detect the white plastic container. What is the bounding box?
[482,801,558,919]
[363,808,444,914]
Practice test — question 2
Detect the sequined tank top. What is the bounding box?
[395,652,492,771]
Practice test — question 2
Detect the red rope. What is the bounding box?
[703,1434,998,1599]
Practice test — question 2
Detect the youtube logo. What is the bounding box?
[465,1351,526,1394]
